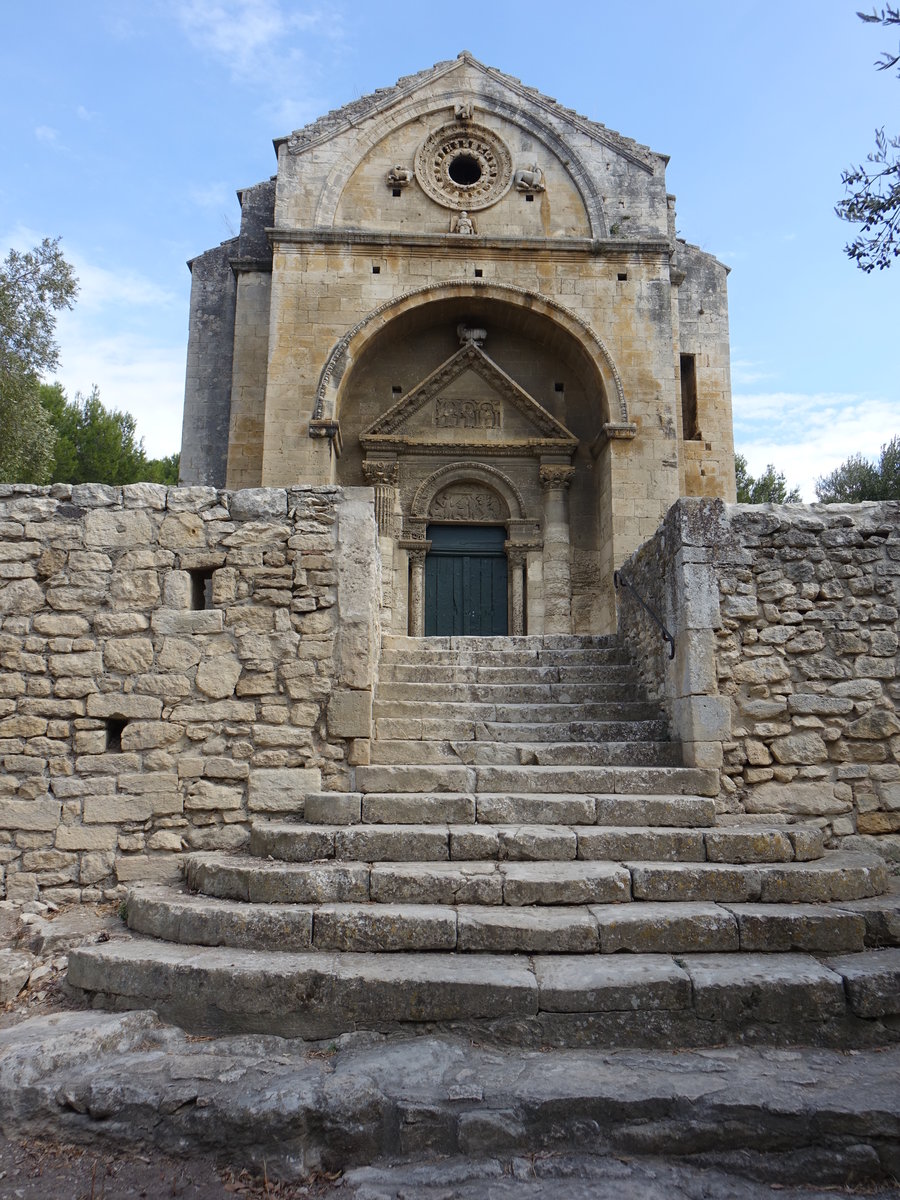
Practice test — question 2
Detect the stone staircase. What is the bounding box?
[68,635,900,1047]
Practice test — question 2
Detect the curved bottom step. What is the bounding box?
[67,937,900,1048]
[127,883,898,956]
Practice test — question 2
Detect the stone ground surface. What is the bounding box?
[3,902,900,1199]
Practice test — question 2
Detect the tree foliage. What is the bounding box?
[40,383,180,486]
[735,454,802,504]
[0,238,78,483]
[836,7,900,271]
[814,435,900,501]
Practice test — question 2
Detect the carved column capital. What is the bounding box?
[539,465,575,491]
[362,460,399,487]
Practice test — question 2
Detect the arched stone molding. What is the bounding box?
[411,462,528,523]
[311,90,608,237]
[313,280,628,427]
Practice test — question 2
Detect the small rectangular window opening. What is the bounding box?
[680,353,700,440]
[474,268,483,278]
[392,188,402,197]
[372,265,381,274]
[617,272,628,282]
[189,568,215,610]
[392,384,402,395]
[106,717,128,753]
[525,194,534,202]
[554,382,565,393]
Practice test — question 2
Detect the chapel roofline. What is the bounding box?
[272,51,666,171]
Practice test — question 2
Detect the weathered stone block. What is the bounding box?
[248,768,322,811]
[326,689,373,738]
[0,797,60,831]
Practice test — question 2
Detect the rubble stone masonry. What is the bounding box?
[0,483,380,902]
[618,499,900,862]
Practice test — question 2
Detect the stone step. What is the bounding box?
[375,681,645,704]
[368,740,682,767]
[126,885,888,956]
[249,822,824,865]
[304,792,719,828]
[379,647,633,668]
[373,717,672,743]
[353,763,719,796]
[379,663,637,683]
[382,634,618,653]
[372,700,663,723]
[67,938,900,1046]
[185,851,887,907]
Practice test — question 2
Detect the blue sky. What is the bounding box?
[2,0,896,497]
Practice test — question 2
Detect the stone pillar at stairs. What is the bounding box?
[540,464,575,634]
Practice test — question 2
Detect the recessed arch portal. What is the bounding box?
[314,280,628,433]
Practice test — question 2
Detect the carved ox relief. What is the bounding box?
[430,483,508,523]
[433,398,501,430]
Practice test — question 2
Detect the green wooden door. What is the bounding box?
[424,525,508,636]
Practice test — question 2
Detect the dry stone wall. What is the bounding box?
[618,498,900,862]
[0,483,380,903]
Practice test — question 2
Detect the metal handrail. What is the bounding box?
[614,570,676,660]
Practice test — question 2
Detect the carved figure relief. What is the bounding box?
[430,484,506,523]
[453,210,476,235]
[386,164,412,188]
[454,101,474,121]
[457,324,486,347]
[415,121,513,211]
[434,399,501,429]
[514,163,545,193]
[539,464,575,490]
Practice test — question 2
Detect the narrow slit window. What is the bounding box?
[106,718,128,752]
[680,353,700,440]
[189,568,215,610]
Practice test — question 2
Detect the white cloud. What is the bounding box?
[35,125,59,143]
[171,0,345,130]
[730,359,774,386]
[76,105,96,121]
[733,390,898,501]
[189,181,236,210]
[51,320,185,458]
[66,254,179,312]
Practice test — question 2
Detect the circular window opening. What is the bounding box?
[448,153,482,186]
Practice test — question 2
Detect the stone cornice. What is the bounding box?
[267,227,671,257]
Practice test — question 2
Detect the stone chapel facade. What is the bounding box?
[180,53,736,637]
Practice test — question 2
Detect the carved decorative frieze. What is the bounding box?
[539,464,575,490]
[430,484,507,523]
[415,121,513,211]
[434,398,500,430]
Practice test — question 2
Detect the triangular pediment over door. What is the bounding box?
[360,340,577,455]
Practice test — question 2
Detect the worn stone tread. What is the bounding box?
[67,937,900,1044]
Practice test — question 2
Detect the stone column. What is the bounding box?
[506,546,527,635]
[406,545,428,637]
[362,460,400,538]
[540,464,574,635]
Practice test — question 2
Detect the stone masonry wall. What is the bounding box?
[0,483,380,903]
[618,498,900,862]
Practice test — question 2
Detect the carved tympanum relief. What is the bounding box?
[430,483,508,523]
[434,399,500,430]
